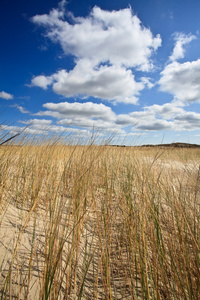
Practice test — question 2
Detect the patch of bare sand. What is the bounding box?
[0,200,46,299]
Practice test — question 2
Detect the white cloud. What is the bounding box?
[20,118,92,134]
[0,91,13,100]
[116,101,200,131]
[30,4,162,104]
[33,101,128,133]
[0,122,91,137]
[20,119,52,126]
[169,33,196,61]
[32,100,200,133]
[116,102,183,126]
[57,118,124,133]
[33,60,143,104]
[116,114,139,126]
[32,5,161,71]
[174,112,200,130]
[11,104,30,114]
[145,102,185,119]
[29,75,53,89]
[159,59,200,102]
[136,119,174,131]
[36,101,116,121]
[140,77,154,89]
[175,112,200,123]
[0,124,46,135]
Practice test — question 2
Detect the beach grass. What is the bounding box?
[0,137,200,299]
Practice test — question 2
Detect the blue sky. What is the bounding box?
[1,0,200,145]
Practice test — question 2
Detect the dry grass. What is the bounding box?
[0,140,200,299]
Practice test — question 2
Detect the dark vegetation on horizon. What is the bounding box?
[110,142,200,148]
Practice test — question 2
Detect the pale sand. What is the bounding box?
[0,157,199,299]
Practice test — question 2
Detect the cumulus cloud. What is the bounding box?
[19,117,92,136]
[29,75,53,89]
[20,119,52,126]
[115,114,138,126]
[116,101,183,126]
[0,125,21,134]
[31,60,144,104]
[159,59,200,102]
[57,118,124,133]
[136,120,174,131]
[116,101,200,131]
[175,112,200,123]
[174,112,200,130]
[32,5,161,71]
[0,124,46,135]
[0,91,13,100]
[169,32,196,61]
[140,77,154,89]
[33,101,128,133]
[32,98,200,133]
[11,104,30,114]
[1,121,91,137]
[36,101,116,121]
[30,4,162,103]
[145,102,185,119]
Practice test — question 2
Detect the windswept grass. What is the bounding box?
[0,139,200,299]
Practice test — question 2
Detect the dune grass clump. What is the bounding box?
[0,137,200,299]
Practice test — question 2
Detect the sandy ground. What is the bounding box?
[0,198,46,299]
[0,156,199,299]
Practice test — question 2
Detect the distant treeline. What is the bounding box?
[141,142,200,148]
[110,142,200,148]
